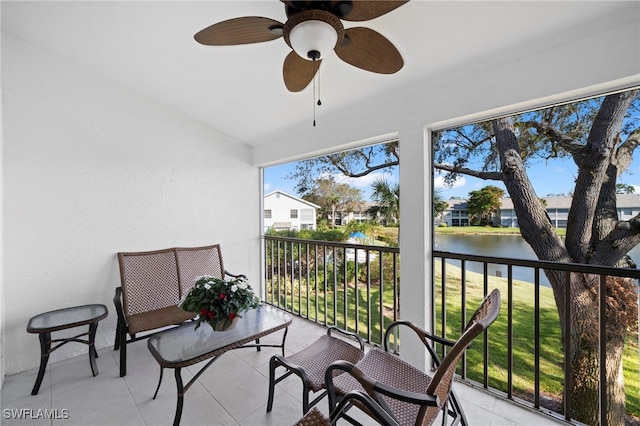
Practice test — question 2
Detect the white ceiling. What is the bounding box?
[1,1,631,145]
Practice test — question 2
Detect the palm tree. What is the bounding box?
[367,177,399,225]
[434,188,449,222]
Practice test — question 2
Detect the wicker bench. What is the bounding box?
[113,244,243,377]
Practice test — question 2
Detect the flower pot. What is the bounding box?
[211,317,238,331]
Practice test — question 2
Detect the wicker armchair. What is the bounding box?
[268,326,365,415]
[324,289,501,426]
[113,244,244,377]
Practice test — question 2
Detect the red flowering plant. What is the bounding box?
[180,275,259,331]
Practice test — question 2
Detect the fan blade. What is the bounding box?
[194,17,284,46]
[342,1,408,22]
[335,27,403,74]
[283,51,320,92]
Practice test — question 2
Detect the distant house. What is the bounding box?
[330,203,375,226]
[499,194,640,228]
[264,190,319,232]
[438,199,471,227]
[439,194,640,228]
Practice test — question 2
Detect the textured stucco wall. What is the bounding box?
[1,33,260,375]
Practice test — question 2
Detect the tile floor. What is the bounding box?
[1,315,566,425]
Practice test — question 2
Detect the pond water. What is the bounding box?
[434,233,640,287]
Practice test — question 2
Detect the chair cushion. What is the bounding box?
[286,335,364,392]
[126,305,195,334]
[331,347,433,426]
[292,407,329,426]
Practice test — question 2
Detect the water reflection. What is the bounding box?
[434,233,640,287]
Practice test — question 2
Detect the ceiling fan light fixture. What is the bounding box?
[284,9,344,61]
[289,20,337,60]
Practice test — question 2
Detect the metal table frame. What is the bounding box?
[26,304,108,395]
[147,304,292,426]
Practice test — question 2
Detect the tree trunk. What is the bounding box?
[492,114,633,426]
[564,274,631,426]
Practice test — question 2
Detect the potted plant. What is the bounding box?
[180,275,259,331]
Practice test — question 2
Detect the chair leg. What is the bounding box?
[118,326,127,377]
[448,389,468,426]
[266,357,277,412]
[114,321,121,350]
[301,383,309,415]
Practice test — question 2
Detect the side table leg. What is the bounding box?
[88,321,99,376]
[31,332,51,395]
[173,368,184,426]
[152,367,164,399]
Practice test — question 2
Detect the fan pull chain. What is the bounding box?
[312,67,322,127]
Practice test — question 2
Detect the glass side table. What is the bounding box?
[26,304,108,395]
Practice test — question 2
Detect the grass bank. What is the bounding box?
[435,225,566,237]
[435,260,638,420]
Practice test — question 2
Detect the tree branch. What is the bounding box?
[590,214,640,267]
[566,92,636,262]
[330,159,399,178]
[433,163,502,180]
[612,129,640,176]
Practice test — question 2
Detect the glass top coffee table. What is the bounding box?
[147,304,292,426]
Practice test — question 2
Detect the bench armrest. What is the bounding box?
[113,287,127,329]
[224,270,247,280]
[327,326,365,352]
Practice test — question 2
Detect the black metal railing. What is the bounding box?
[433,250,640,426]
[263,235,400,346]
[262,236,639,425]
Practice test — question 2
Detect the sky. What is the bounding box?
[264,152,640,202]
[263,160,399,201]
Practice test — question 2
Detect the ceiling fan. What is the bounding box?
[194,1,409,92]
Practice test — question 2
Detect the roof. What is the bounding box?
[264,190,321,209]
[499,194,640,210]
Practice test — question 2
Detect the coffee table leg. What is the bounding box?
[88,321,99,376]
[31,332,51,395]
[173,368,184,426]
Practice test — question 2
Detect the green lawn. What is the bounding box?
[436,261,638,418]
[435,225,566,237]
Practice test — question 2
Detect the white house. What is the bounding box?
[439,195,640,228]
[264,191,319,231]
[438,199,471,227]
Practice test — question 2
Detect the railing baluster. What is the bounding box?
[314,244,319,324]
[355,247,359,336]
[461,259,467,379]
[564,271,572,422]
[333,244,338,327]
[507,264,513,400]
[366,249,371,343]
[483,261,489,389]
[297,242,301,315]
[343,247,348,331]
[599,274,607,426]
[534,267,540,409]
[305,242,310,320]
[379,249,384,345]
[277,240,282,307]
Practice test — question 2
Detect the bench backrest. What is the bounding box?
[175,245,224,298]
[118,244,224,317]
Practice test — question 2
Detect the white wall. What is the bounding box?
[253,4,640,368]
[263,192,316,231]
[1,33,260,375]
